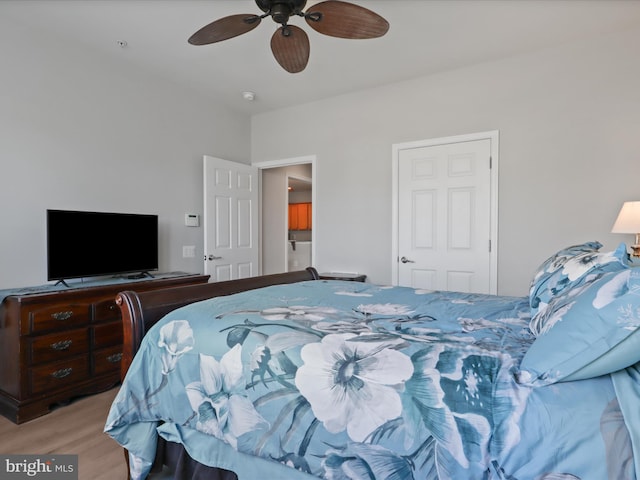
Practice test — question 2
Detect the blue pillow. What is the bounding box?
[529,243,629,334]
[528,241,627,320]
[518,266,640,386]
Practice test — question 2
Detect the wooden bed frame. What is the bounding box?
[115,267,319,382]
[114,267,320,478]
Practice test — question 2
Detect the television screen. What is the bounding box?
[47,209,159,281]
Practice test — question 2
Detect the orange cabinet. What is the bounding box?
[289,203,312,230]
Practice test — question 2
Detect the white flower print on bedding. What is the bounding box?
[157,320,195,375]
[295,333,414,442]
[562,249,623,281]
[356,303,415,316]
[186,346,269,449]
[260,306,340,321]
[592,269,631,309]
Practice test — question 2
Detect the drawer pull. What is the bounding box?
[106,353,123,363]
[51,368,73,379]
[50,340,72,351]
[51,311,73,321]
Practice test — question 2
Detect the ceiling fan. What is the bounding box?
[188,0,389,73]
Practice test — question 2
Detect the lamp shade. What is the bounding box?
[611,201,640,233]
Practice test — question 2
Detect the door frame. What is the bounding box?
[391,131,499,293]
[253,155,317,273]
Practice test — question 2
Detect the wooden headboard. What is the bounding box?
[115,267,320,381]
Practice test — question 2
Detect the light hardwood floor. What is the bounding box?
[0,387,128,480]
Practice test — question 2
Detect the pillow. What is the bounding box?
[529,241,602,312]
[528,241,628,320]
[518,266,640,387]
[529,243,629,334]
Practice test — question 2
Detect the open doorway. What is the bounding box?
[287,175,312,272]
[256,156,316,275]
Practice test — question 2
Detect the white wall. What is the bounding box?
[0,16,251,289]
[252,26,640,296]
[3,14,639,296]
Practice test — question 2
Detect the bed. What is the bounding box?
[105,243,640,480]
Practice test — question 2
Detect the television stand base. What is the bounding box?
[126,271,154,280]
[54,279,70,287]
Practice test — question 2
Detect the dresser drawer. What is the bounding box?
[28,304,90,334]
[93,298,120,323]
[93,321,123,349]
[28,328,89,365]
[93,346,123,376]
[29,355,90,395]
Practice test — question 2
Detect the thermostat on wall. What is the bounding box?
[185,214,200,227]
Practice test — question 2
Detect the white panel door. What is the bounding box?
[397,139,492,293]
[203,156,259,281]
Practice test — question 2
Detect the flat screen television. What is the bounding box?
[47,209,159,283]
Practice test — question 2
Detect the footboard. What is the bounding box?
[115,267,319,380]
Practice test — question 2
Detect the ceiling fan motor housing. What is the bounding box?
[256,0,308,24]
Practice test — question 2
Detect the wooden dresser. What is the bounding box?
[0,273,209,423]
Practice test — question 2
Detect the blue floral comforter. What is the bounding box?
[105,280,637,480]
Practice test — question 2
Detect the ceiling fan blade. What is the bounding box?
[188,14,261,45]
[271,25,310,73]
[305,0,389,39]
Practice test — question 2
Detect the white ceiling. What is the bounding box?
[4,0,640,115]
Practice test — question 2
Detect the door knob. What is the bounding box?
[207,255,222,261]
[400,256,415,264]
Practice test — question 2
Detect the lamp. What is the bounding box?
[612,201,640,257]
